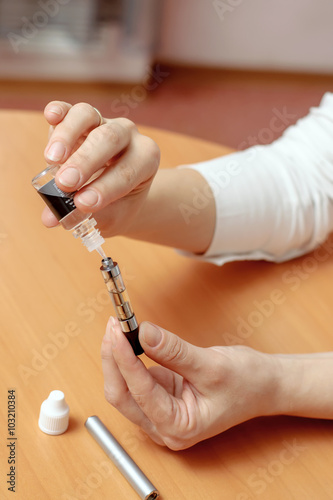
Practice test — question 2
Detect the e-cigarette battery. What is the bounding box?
[85,416,159,500]
[100,257,143,355]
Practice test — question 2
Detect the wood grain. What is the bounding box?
[0,110,332,499]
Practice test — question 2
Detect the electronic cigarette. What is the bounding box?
[100,257,143,355]
[85,416,159,500]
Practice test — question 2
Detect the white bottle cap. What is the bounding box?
[38,390,70,435]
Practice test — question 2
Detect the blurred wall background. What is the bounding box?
[0,0,332,148]
[158,0,333,73]
[0,0,162,81]
[1,0,332,82]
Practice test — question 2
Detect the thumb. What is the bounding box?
[139,321,206,381]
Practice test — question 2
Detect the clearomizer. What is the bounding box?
[101,257,143,355]
[32,165,105,254]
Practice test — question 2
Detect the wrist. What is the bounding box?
[125,168,216,253]
[270,352,333,419]
[219,347,286,422]
[247,350,285,419]
[271,354,302,416]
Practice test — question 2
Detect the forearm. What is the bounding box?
[124,168,216,254]
[125,93,333,265]
[273,352,333,419]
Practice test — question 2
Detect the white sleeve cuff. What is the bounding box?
[177,92,333,266]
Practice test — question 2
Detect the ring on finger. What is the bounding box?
[93,107,104,127]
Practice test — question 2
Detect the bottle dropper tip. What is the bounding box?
[96,246,107,259]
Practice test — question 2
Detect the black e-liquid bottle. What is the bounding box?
[32,165,105,255]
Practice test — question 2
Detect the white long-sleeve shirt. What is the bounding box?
[179,92,333,265]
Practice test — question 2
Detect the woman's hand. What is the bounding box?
[101,317,280,450]
[42,101,160,237]
[42,100,216,253]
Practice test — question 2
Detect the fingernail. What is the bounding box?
[48,105,63,116]
[76,189,99,207]
[47,141,66,162]
[58,167,80,188]
[109,317,119,348]
[104,317,113,341]
[142,322,162,348]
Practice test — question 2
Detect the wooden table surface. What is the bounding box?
[0,110,333,500]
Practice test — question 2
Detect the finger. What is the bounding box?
[44,102,105,166]
[44,101,72,126]
[54,118,135,193]
[41,206,59,228]
[110,317,181,431]
[139,322,207,384]
[45,102,72,143]
[73,134,159,212]
[148,365,184,398]
[101,317,161,441]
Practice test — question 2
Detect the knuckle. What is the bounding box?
[116,117,137,133]
[141,136,160,170]
[151,403,171,425]
[164,335,187,365]
[117,160,137,188]
[131,392,146,408]
[74,102,97,120]
[100,122,122,147]
[104,386,122,408]
[71,147,90,166]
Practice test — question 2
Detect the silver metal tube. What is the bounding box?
[85,416,159,500]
